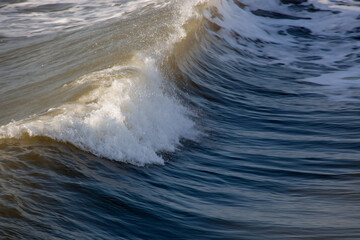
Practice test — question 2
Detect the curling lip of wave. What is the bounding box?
[0,58,198,166]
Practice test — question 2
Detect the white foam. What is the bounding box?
[0,58,198,166]
[207,0,360,101]
[301,67,360,101]
[0,0,169,37]
[210,0,360,62]
[207,0,275,42]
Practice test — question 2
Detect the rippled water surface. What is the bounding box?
[1,0,360,239]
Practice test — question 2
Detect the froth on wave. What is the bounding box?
[0,57,198,166]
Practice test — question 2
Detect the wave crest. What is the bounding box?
[0,57,198,166]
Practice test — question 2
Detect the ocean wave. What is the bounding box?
[0,0,210,165]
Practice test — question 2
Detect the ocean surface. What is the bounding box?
[1,0,360,239]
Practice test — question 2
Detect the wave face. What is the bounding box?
[1,0,360,239]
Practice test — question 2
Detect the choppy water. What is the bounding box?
[1,0,360,239]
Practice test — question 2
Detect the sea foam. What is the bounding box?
[0,58,197,166]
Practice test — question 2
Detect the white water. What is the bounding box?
[0,0,169,37]
[0,57,198,166]
[209,0,360,101]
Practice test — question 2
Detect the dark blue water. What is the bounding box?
[1,0,360,239]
